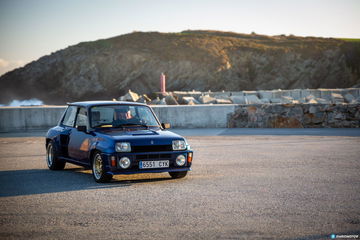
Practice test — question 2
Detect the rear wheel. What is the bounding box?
[46,141,66,170]
[92,152,113,183]
[169,171,188,179]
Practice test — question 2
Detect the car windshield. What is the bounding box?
[90,105,160,128]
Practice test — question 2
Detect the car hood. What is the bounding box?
[95,128,184,144]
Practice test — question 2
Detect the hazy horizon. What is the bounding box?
[1,0,359,76]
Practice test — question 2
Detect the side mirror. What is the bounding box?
[77,125,87,132]
[161,123,171,129]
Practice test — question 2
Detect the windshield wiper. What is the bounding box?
[116,123,149,129]
[93,123,113,128]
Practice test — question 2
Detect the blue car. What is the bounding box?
[45,101,193,182]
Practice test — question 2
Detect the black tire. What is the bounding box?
[46,141,66,170]
[169,171,188,179]
[92,152,113,183]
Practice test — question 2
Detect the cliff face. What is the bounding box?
[1,30,359,104]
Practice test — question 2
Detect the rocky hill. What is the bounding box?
[1,30,360,104]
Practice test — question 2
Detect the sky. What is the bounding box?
[0,0,359,76]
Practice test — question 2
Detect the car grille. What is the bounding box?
[132,145,172,153]
[135,154,172,160]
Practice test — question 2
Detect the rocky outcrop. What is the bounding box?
[228,103,360,128]
[1,31,360,104]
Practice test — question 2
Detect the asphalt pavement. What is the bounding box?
[1,128,360,137]
[0,129,360,239]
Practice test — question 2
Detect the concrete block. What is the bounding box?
[289,89,301,100]
[182,97,200,105]
[280,90,291,97]
[331,93,345,104]
[319,89,332,100]
[258,91,273,99]
[183,91,202,99]
[260,98,271,104]
[315,98,329,104]
[281,96,295,104]
[344,93,355,103]
[311,89,321,98]
[149,97,161,105]
[183,100,195,105]
[308,99,318,104]
[136,94,151,104]
[272,90,283,98]
[213,93,230,99]
[230,96,246,104]
[243,91,258,97]
[215,99,232,104]
[305,95,316,101]
[301,89,321,98]
[337,88,360,97]
[245,95,262,104]
[165,95,179,105]
[172,91,188,99]
[158,98,167,105]
[347,88,360,98]
[119,90,140,102]
[230,91,245,97]
[270,98,282,104]
[356,97,360,103]
[329,89,343,96]
[199,95,216,104]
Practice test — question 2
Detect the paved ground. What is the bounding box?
[2,128,360,137]
[0,129,360,239]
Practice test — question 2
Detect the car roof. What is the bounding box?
[68,101,147,108]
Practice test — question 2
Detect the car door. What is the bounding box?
[59,105,77,157]
[68,107,92,164]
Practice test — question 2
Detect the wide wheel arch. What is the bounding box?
[89,148,101,164]
[91,150,113,183]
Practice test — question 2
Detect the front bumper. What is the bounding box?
[102,150,193,175]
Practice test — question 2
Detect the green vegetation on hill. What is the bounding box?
[339,38,360,42]
[99,30,350,59]
[1,30,360,104]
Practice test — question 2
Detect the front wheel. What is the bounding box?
[46,141,65,170]
[169,171,188,179]
[92,152,113,183]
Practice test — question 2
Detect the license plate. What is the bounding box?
[139,160,169,169]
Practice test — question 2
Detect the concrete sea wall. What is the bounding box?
[0,105,237,132]
[0,106,66,132]
[153,105,235,128]
[0,103,359,132]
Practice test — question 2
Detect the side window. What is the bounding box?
[90,107,114,127]
[75,107,88,127]
[62,106,77,127]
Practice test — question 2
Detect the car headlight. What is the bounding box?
[119,157,131,169]
[115,142,131,152]
[176,155,186,166]
[172,140,186,150]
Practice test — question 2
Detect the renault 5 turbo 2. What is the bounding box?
[45,101,193,183]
